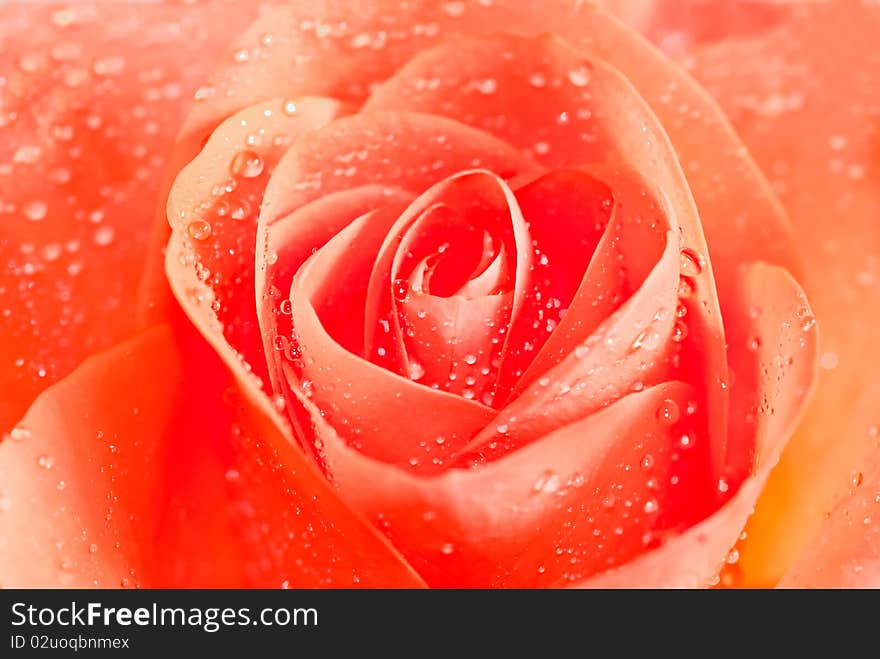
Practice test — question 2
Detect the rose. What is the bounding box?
[0,1,874,588]
[161,0,820,588]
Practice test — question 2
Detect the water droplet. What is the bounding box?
[828,135,847,151]
[631,328,661,352]
[442,1,466,17]
[655,399,680,425]
[187,219,212,241]
[532,470,561,494]
[534,141,551,156]
[230,150,264,178]
[24,200,48,222]
[643,498,658,514]
[472,78,497,95]
[529,72,547,88]
[677,432,694,449]
[37,454,55,470]
[672,320,688,343]
[679,248,703,277]
[92,55,125,76]
[230,199,252,221]
[9,427,31,441]
[408,361,425,381]
[393,278,410,301]
[677,277,694,298]
[464,354,477,365]
[439,542,455,555]
[233,48,250,63]
[279,299,293,315]
[717,478,730,494]
[282,100,298,115]
[93,226,115,246]
[852,471,864,487]
[568,65,592,87]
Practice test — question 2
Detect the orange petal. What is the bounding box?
[778,461,880,588]
[662,0,880,586]
[579,262,817,587]
[301,376,696,587]
[0,320,424,587]
[0,2,256,430]
[165,96,346,391]
[258,185,414,395]
[287,205,496,470]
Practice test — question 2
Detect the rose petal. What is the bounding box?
[0,321,424,587]
[166,96,346,386]
[364,170,531,408]
[656,0,880,586]
[258,185,415,396]
[0,2,256,430]
[778,461,880,588]
[288,205,496,470]
[578,262,817,587]
[299,375,696,587]
[363,34,619,166]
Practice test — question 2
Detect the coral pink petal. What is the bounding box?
[303,376,695,587]
[578,263,817,587]
[656,0,880,586]
[165,97,346,388]
[363,34,619,166]
[0,322,424,587]
[778,459,880,588]
[287,206,496,470]
[259,112,540,227]
[258,185,414,394]
[0,2,257,430]
[363,170,531,407]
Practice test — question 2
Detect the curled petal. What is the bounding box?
[299,376,696,587]
[0,324,424,587]
[578,263,817,587]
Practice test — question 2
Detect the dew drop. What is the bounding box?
[672,320,689,343]
[679,248,703,277]
[93,225,115,247]
[529,72,548,88]
[677,276,694,298]
[408,361,425,381]
[9,427,31,442]
[473,78,497,95]
[568,65,592,87]
[230,199,252,221]
[464,354,477,365]
[656,398,681,426]
[439,542,455,555]
[442,1,466,17]
[230,150,264,178]
[532,470,561,494]
[643,498,658,514]
[37,454,55,470]
[92,55,125,76]
[187,219,212,241]
[24,200,48,222]
[282,100,298,115]
[279,299,293,315]
[393,278,410,301]
[677,432,694,449]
